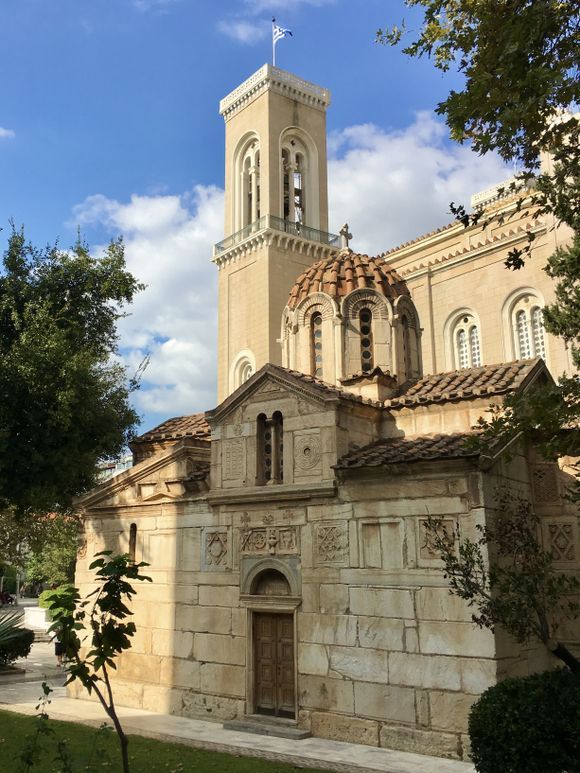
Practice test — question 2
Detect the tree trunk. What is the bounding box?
[549,640,580,674]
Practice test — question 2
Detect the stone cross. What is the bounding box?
[339,223,353,249]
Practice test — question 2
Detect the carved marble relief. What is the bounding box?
[139,480,185,501]
[547,522,576,562]
[201,527,231,570]
[294,433,322,474]
[531,464,559,504]
[315,522,349,566]
[239,526,299,557]
[223,438,245,480]
[418,518,455,562]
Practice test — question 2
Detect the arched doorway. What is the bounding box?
[251,568,295,718]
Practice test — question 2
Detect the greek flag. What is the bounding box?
[273,20,293,44]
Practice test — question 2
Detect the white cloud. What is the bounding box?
[328,112,510,255]
[244,0,335,12]
[0,127,15,139]
[73,185,223,426]
[217,19,268,45]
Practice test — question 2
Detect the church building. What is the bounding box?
[74,65,579,760]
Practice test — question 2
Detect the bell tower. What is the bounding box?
[213,65,340,401]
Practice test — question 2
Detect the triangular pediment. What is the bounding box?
[206,364,349,426]
[77,441,210,511]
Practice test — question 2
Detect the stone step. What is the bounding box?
[223,716,311,740]
[31,629,52,643]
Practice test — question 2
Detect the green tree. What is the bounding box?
[377,0,580,357]
[0,226,143,516]
[25,514,78,587]
[46,552,152,773]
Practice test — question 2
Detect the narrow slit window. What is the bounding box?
[516,309,532,358]
[129,523,137,562]
[359,308,374,372]
[531,306,546,359]
[469,326,481,367]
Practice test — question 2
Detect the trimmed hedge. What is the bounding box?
[0,627,35,667]
[469,668,580,773]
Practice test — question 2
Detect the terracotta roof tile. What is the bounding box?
[133,412,211,444]
[335,433,479,470]
[388,359,542,409]
[287,248,409,310]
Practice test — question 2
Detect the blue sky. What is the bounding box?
[0,0,509,433]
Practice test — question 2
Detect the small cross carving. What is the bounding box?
[339,223,352,249]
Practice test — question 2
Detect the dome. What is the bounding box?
[287,248,409,310]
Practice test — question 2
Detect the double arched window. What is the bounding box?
[515,304,546,360]
[257,412,283,485]
[452,314,481,369]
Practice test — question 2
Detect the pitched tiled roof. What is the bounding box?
[287,249,409,310]
[387,359,543,409]
[132,412,211,444]
[335,433,479,470]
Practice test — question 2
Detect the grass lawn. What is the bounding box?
[0,709,329,772]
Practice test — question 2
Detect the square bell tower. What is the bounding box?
[213,65,340,401]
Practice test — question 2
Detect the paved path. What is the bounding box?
[0,643,475,773]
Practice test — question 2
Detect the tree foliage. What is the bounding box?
[426,496,580,673]
[0,227,143,515]
[46,552,152,773]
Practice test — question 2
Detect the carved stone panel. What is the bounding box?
[222,438,245,481]
[315,521,349,566]
[545,521,576,563]
[417,518,455,565]
[531,464,559,504]
[293,432,322,476]
[239,526,299,557]
[201,527,231,571]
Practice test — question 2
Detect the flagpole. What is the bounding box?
[272,17,276,66]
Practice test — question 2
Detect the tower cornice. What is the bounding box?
[219,64,331,121]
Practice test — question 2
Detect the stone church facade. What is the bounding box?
[74,66,579,760]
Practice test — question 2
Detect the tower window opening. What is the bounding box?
[294,154,305,224]
[311,312,323,378]
[282,149,290,221]
[359,308,374,372]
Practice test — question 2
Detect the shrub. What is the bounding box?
[38,589,53,609]
[469,668,580,773]
[0,627,35,667]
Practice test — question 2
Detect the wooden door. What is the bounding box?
[254,613,295,718]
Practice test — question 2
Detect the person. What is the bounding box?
[54,633,65,668]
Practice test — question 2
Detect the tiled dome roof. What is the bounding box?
[287,248,409,310]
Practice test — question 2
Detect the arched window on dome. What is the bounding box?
[310,312,323,377]
[401,314,411,376]
[359,308,374,372]
[452,314,481,369]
